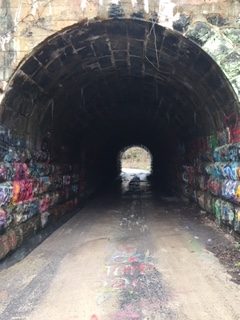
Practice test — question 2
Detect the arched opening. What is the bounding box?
[120,145,152,172]
[0,18,239,258]
[119,145,152,193]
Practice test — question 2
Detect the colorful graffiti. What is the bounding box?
[103,247,175,319]
[0,124,85,259]
[94,204,175,320]
[182,125,240,233]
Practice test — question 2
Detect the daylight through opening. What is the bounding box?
[120,146,152,173]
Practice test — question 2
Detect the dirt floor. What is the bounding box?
[0,170,240,320]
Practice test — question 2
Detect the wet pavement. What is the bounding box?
[0,169,240,320]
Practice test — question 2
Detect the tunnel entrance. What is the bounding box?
[0,18,239,259]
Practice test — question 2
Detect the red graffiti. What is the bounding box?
[123,262,154,275]
[12,180,33,203]
[39,194,50,213]
[112,305,141,319]
[111,277,129,289]
[230,127,240,143]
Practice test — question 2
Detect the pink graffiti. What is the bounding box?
[112,305,141,319]
[123,262,154,275]
[39,195,50,213]
[90,315,99,320]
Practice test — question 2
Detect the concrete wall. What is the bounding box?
[0,0,240,101]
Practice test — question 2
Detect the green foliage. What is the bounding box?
[121,147,151,170]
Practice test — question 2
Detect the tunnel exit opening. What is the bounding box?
[119,145,152,190]
[120,145,152,173]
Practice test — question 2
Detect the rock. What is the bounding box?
[185,21,213,45]
[221,51,240,78]
[206,13,229,26]
[131,11,145,19]
[108,3,124,18]
[173,14,191,33]
[203,32,233,63]
[232,75,240,98]
[223,28,240,45]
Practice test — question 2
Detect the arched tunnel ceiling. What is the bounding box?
[1,18,239,155]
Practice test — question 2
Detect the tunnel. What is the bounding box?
[0,18,239,259]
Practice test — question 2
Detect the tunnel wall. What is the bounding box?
[181,125,240,234]
[0,126,85,259]
[0,0,240,101]
[0,117,122,260]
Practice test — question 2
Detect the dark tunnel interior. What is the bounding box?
[1,18,239,195]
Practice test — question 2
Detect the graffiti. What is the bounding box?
[207,177,222,196]
[63,175,71,185]
[41,211,50,227]
[0,162,10,182]
[234,208,240,232]
[39,194,50,213]
[205,162,240,180]
[0,182,12,206]
[221,202,235,225]
[214,143,240,162]
[50,175,63,190]
[14,163,29,180]
[183,126,240,233]
[49,192,60,206]
[38,176,51,194]
[13,200,39,224]
[30,163,54,177]
[112,305,141,319]
[3,148,20,163]
[32,150,49,162]
[71,184,79,195]
[98,208,174,319]
[12,180,34,203]
[105,249,173,319]
[0,208,7,233]
[0,156,81,234]
[182,166,195,185]
[230,127,240,144]
[0,126,85,259]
